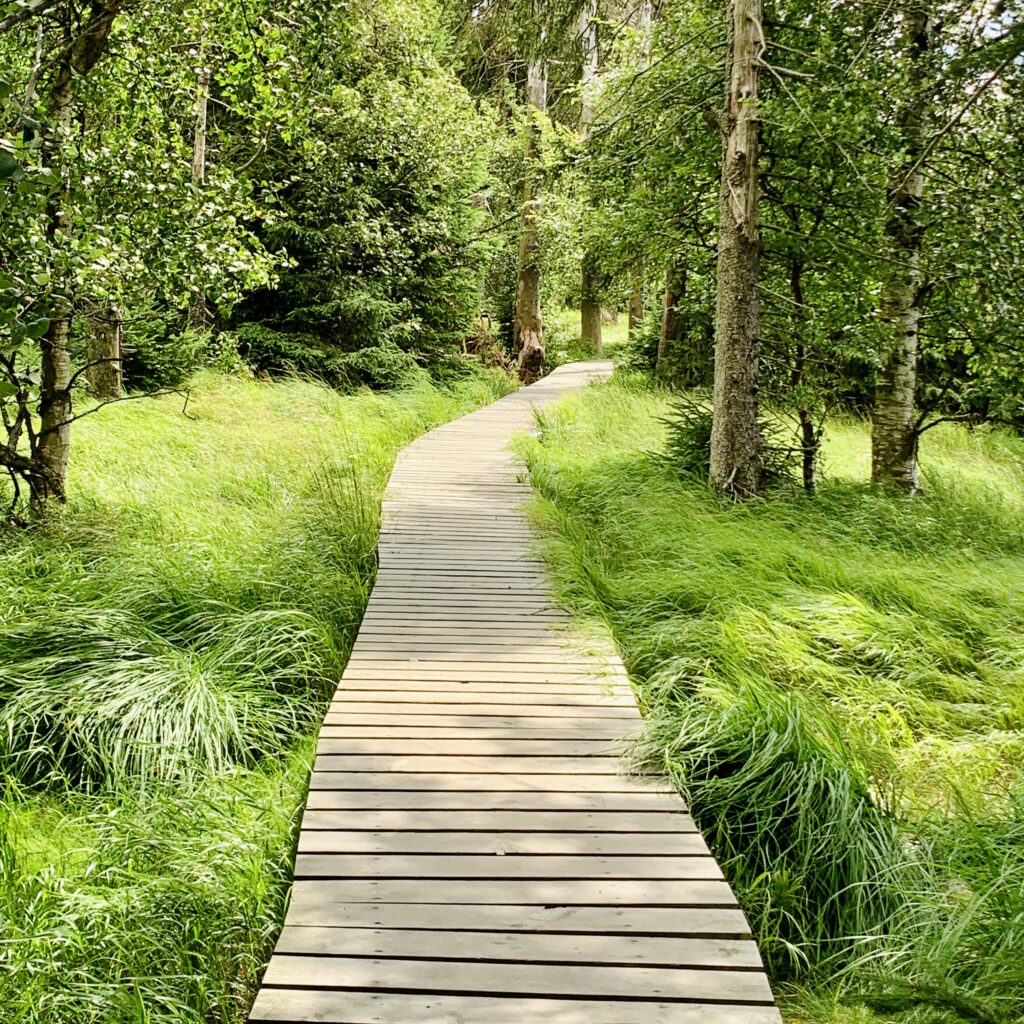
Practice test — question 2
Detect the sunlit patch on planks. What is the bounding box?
[249,362,781,1024]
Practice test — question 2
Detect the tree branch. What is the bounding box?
[0,0,60,36]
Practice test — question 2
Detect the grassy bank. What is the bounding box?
[0,368,513,1023]
[518,377,1024,1024]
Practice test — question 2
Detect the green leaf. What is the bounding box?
[0,149,20,182]
[20,116,41,145]
[23,317,49,340]
[0,381,18,399]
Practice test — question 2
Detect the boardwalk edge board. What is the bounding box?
[248,362,780,1023]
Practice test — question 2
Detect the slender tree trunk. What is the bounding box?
[31,0,122,508]
[578,0,602,355]
[87,306,123,400]
[188,39,213,332]
[580,256,602,354]
[871,8,934,494]
[710,0,764,499]
[788,258,818,493]
[656,262,683,372]
[514,58,547,383]
[34,57,75,506]
[628,262,645,340]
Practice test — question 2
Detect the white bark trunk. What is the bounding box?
[871,9,934,494]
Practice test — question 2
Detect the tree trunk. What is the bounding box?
[514,58,548,383]
[871,8,934,494]
[188,42,213,332]
[31,1,122,508]
[710,0,764,499]
[580,256,602,355]
[656,262,683,372]
[628,263,645,340]
[789,258,818,493]
[578,0,602,356]
[87,306,123,400]
[34,58,75,506]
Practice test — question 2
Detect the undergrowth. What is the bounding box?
[0,367,513,1023]
[519,375,1024,1024]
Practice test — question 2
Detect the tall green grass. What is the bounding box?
[0,367,513,1022]
[518,377,1024,1022]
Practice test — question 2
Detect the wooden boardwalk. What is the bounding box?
[249,362,780,1024]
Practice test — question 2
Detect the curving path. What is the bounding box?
[248,361,780,1024]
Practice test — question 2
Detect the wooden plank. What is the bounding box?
[260,955,775,1003]
[293,854,724,881]
[321,714,642,731]
[315,738,625,756]
[287,879,736,909]
[337,681,631,696]
[279,902,751,937]
[249,990,782,1024]
[300,810,695,832]
[358,611,566,623]
[295,832,705,856]
[304,791,681,812]
[341,669,627,684]
[311,755,631,775]
[350,645,589,658]
[316,725,633,740]
[354,619,574,631]
[324,704,638,720]
[332,690,632,706]
[273,927,760,968]
[307,773,664,793]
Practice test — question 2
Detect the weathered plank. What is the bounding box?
[303,791,683,812]
[307,773,657,793]
[293,854,724,880]
[324,704,639,719]
[300,810,695,832]
[279,902,752,935]
[314,738,626,755]
[249,990,781,1024]
[273,927,761,968]
[321,714,641,731]
[310,755,636,775]
[295,832,706,856]
[260,955,775,1003]
[316,725,633,740]
[288,878,736,906]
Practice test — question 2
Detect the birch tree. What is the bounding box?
[871,6,936,493]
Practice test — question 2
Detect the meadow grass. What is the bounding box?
[0,367,513,1023]
[545,307,631,365]
[517,376,1024,1024]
